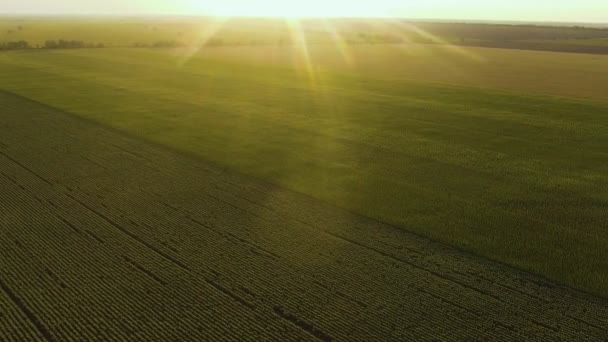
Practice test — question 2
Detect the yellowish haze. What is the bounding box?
[192,0,399,17]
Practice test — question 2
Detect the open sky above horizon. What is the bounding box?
[1,0,607,23]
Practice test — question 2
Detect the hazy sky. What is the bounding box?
[1,0,607,22]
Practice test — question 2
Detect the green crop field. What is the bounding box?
[1,40,607,299]
[3,87,606,340]
[2,17,608,339]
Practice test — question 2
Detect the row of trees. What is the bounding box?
[44,39,104,49]
[0,39,105,51]
[0,40,29,50]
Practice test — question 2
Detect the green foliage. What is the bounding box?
[3,89,605,340]
[1,45,607,297]
[0,40,29,50]
[0,39,104,50]
[44,39,84,49]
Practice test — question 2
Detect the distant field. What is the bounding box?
[2,17,608,54]
[457,38,608,54]
[1,42,608,297]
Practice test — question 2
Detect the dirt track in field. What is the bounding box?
[0,90,607,341]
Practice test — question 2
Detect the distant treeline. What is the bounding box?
[0,39,105,51]
[0,40,29,50]
[44,39,105,49]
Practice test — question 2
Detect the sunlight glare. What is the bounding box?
[285,18,317,85]
[321,19,354,66]
[177,17,228,66]
[194,0,402,18]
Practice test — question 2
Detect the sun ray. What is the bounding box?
[176,17,229,67]
[285,18,317,87]
[359,19,483,62]
[400,22,485,62]
[321,19,355,67]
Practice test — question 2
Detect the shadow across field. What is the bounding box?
[1,46,608,298]
[1,90,607,340]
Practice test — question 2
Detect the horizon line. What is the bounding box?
[0,13,606,26]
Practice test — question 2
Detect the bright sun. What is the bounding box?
[195,0,401,18]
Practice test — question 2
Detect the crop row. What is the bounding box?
[0,138,592,340]
[1,94,607,340]
[0,160,312,340]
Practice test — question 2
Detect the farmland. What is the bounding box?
[1,17,608,339]
[2,17,608,53]
[1,89,607,340]
[2,43,608,293]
